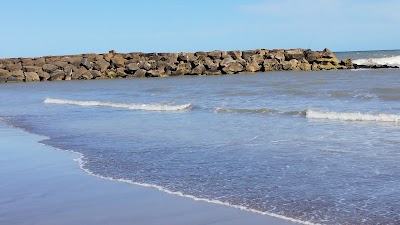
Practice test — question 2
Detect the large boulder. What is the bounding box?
[204,57,219,70]
[263,59,281,71]
[285,49,305,60]
[110,56,126,68]
[4,62,22,71]
[24,72,40,82]
[49,70,65,81]
[0,69,11,82]
[282,59,299,70]
[298,59,312,71]
[42,64,59,73]
[133,69,147,77]
[23,66,42,73]
[138,61,152,71]
[37,71,50,81]
[222,62,244,74]
[340,59,353,69]
[92,59,109,72]
[266,51,285,63]
[177,61,192,74]
[126,63,140,74]
[34,58,46,67]
[245,60,262,72]
[208,50,222,60]
[191,64,206,75]
[80,57,91,69]
[20,58,35,66]
[242,50,257,61]
[90,70,105,79]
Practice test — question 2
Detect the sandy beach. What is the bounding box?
[0,123,297,225]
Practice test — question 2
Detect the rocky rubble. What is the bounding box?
[0,48,356,82]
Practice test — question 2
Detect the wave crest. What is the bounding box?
[306,110,400,122]
[44,98,193,111]
[353,55,400,66]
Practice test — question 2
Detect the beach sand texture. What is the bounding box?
[0,124,297,225]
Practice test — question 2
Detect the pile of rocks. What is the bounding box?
[0,48,353,82]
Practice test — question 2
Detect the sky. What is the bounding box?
[0,0,399,58]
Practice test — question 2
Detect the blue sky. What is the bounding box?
[1,0,399,58]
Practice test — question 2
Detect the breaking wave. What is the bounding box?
[306,110,400,122]
[214,107,303,116]
[214,107,400,123]
[44,98,193,111]
[353,55,400,67]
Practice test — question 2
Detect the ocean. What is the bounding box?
[1,50,400,225]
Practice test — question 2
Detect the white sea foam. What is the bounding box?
[306,110,400,122]
[353,55,400,67]
[0,121,318,225]
[44,98,192,111]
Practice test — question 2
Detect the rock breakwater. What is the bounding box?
[0,48,353,82]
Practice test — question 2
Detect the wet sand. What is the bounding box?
[0,124,298,225]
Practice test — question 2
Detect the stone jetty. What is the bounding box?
[0,48,354,82]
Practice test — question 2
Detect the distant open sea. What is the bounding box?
[1,50,400,225]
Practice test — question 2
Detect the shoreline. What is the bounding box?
[0,123,304,225]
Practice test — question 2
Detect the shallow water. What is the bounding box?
[1,65,400,224]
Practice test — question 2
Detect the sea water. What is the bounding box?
[1,50,400,225]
